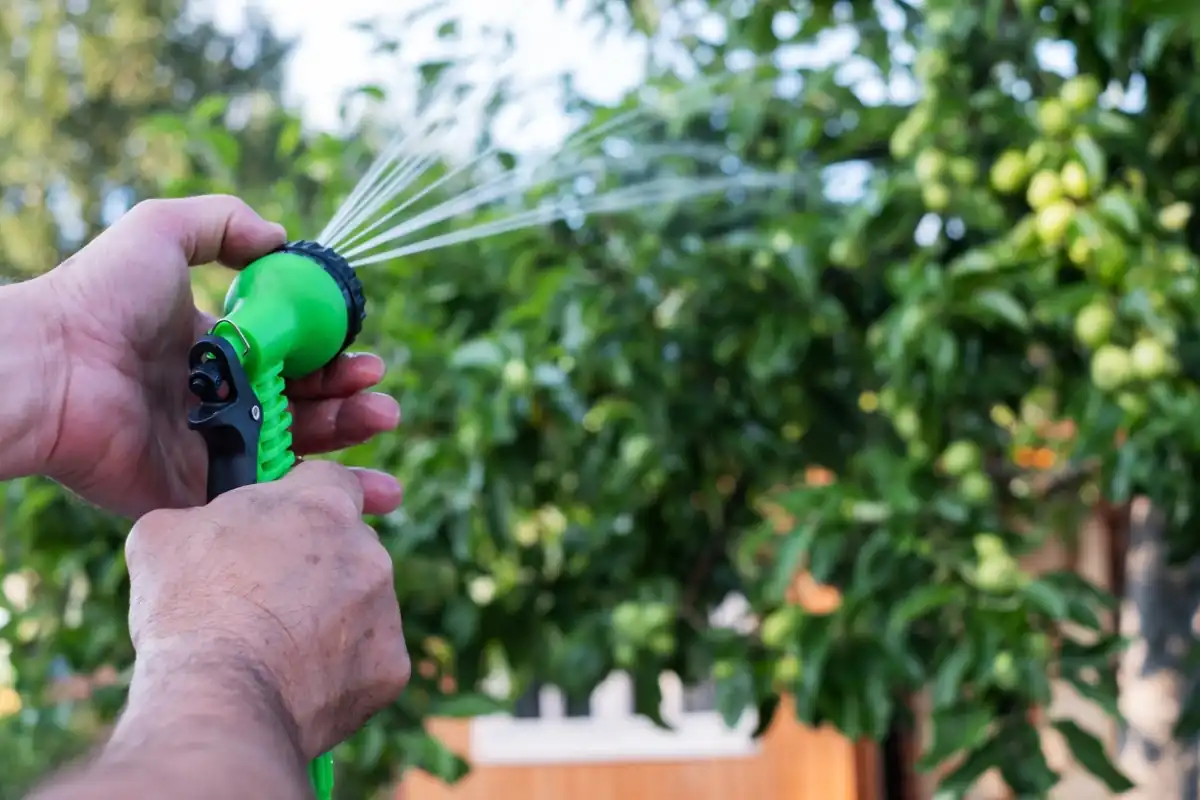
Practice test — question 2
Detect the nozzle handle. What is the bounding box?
[186,333,337,799]
[186,335,263,500]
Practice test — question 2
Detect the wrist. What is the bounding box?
[0,274,67,481]
[112,637,306,771]
[28,638,313,800]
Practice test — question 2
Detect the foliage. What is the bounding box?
[9,0,1200,797]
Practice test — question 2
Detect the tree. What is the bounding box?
[9,0,1200,798]
[0,0,291,277]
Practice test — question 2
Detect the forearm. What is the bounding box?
[0,276,64,481]
[28,644,312,800]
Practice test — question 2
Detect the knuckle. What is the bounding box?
[127,198,176,225]
[362,534,396,582]
[125,508,189,572]
[296,485,359,524]
[389,645,412,693]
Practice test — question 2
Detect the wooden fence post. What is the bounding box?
[1115,497,1200,799]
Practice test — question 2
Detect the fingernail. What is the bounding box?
[271,222,288,240]
[365,392,401,425]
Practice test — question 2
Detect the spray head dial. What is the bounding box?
[276,240,367,355]
[209,240,367,379]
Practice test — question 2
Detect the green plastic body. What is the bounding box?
[211,250,348,799]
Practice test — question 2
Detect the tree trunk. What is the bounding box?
[1116,497,1200,798]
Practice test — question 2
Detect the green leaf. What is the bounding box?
[1096,192,1140,236]
[751,693,780,739]
[932,646,973,709]
[793,617,834,724]
[715,660,756,728]
[451,339,505,369]
[887,584,956,641]
[938,735,1005,795]
[1072,132,1108,187]
[429,692,509,718]
[1022,578,1070,620]
[192,94,229,123]
[633,667,668,729]
[919,702,992,769]
[1053,719,1134,792]
[767,523,815,601]
[970,290,1029,331]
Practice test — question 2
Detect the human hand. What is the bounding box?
[30,195,402,518]
[124,459,410,758]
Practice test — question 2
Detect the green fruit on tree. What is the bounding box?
[1068,237,1092,266]
[1073,302,1115,348]
[830,237,866,268]
[1060,161,1090,199]
[1159,202,1193,232]
[1037,98,1071,136]
[1026,169,1064,209]
[1060,75,1101,111]
[893,407,921,439]
[760,608,796,648]
[990,149,1029,194]
[502,359,530,389]
[1130,337,1170,380]
[940,440,982,476]
[1035,200,1075,245]
[1025,141,1048,170]
[922,182,951,211]
[949,157,978,185]
[974,555,1018,593]
[960,471,993,503]
[649,630,674,655]
[773,654,801,685]
[973,533,1007,556]
[1091,344,1132,390]
[1028,633,1051,661]
[915,149,946,182]
[713,660,737,681]
[992,651,1019,689]
[1117,392,1149,419]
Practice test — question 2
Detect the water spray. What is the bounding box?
[185,60,794,800]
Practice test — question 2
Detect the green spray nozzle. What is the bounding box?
[186,240,367,800]
[214,240,366,379]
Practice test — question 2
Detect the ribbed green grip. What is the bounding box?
[252,363,295,482]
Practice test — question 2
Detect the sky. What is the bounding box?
[209,0,648,149]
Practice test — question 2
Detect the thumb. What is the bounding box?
[111,195,287,269]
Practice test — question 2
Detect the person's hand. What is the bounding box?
[32,195,402,518]
[125,459,410,758]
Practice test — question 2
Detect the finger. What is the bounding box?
[115,195,287,269]
[280,459,365,513]
[291,392,401,455]
[288,352,387,400]
[352,468,403,517]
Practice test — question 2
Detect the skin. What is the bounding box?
[29,461,410,800]
[0,195,403,517]
[0,196,410,798]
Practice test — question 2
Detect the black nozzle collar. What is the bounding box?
[279,240,367,354]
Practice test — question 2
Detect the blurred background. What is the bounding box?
[5,0,1200,798]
